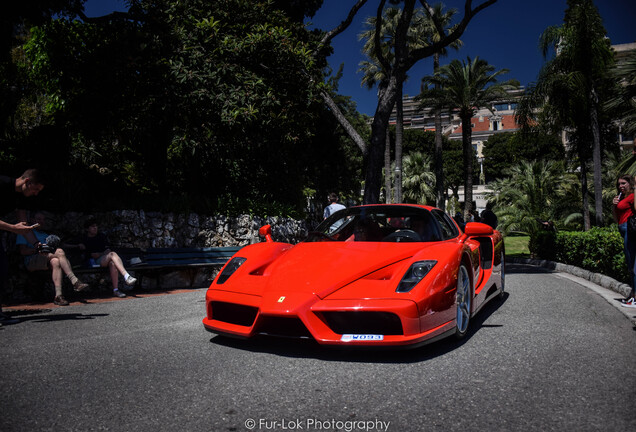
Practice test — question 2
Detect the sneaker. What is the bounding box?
[620,298,636,308]
[124,275,137,286]
[113,289,126,298]
[54,296,69,306]
[620,297,634,304]
[73,281,90,292]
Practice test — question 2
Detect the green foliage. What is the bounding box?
[482,131,565,182]
[397,128,477,193]
[1,0,365,215]
[419,56,519,218]
[605,49,636,136]
[537,227,629,284]
[163,0,321,208]
[516,0,617,227]
[401,151,435,204]
[487,160,574,235]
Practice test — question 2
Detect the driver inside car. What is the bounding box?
[345,217,384,242]
[409,216,439,242]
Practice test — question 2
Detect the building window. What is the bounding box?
[621,132,634,142]
[494,103,508,111]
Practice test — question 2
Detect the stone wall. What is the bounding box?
[45,210,309,248]
[4,210,309,303]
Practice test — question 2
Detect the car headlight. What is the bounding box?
[396,260,437,292]
[216,257,247,284]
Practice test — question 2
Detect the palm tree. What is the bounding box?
[402,151,435,204]
[314,0,496,204]
[607,49,636,136]
[359,55,393,202]
[359,7,431,203]
[487,160,567,235]
[359,9,399,203]
[426,3,462,210]
[419,56,518,220]
[607,50,636,175]
[516,0,615,229]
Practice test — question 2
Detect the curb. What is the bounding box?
[506,257,632,298]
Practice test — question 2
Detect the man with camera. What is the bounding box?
[0,169,46,324]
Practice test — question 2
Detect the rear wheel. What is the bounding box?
[455,264,472,339]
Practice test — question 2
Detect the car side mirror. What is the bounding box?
[464,222,493,236]
[259,225,273,242]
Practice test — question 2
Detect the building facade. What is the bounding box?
[384,43,635,212]
[389,87,524,183]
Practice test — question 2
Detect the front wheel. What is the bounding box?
[455,264,472,339]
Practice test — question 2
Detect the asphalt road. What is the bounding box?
[1,263,635,432]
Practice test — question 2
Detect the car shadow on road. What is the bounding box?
[209,292,509,364]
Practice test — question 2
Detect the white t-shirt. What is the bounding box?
[323,203,346,219]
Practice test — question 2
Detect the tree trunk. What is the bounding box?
[320,90,367,154]
[590,90,603,226]
[395,81,404,203]
[433,52,445,210]
[580,158,591,230]
[385,128,391,203]
[461,114,473,222]
[364,77,399,204]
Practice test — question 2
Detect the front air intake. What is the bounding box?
[211,301,258,327]
[255,316,312,338]
[320,311,403,335]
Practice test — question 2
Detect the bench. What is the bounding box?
[139,246,242,269]
[72,246,242,289]
[9,245,242,303]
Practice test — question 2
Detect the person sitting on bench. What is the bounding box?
[16,212,89,306]
[78,217,137,298]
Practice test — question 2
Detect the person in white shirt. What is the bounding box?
[323,193,346,219]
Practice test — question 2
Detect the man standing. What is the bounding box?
[323,192,346,219]
[0,169,45,324]
[480,201,498,230]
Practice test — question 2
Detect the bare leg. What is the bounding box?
[52,249,73,278]
[49,257,63,298]
[101,252,127,277]
[50,249,88,291]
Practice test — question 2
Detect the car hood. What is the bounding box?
[259,241,433,299]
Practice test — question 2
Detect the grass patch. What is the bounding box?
[504,234,530,257]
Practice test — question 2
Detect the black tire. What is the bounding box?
[455,263,472,339]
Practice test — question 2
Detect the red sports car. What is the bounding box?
[203,204,505,347]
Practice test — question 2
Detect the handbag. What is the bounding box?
[627,212,636,236]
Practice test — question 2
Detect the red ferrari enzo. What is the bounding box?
[203,204,505,347]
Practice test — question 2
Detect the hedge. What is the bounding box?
[530,227,629,284]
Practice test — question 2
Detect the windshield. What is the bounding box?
[306,205,444,243]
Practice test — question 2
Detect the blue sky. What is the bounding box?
[85,0,635,115]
